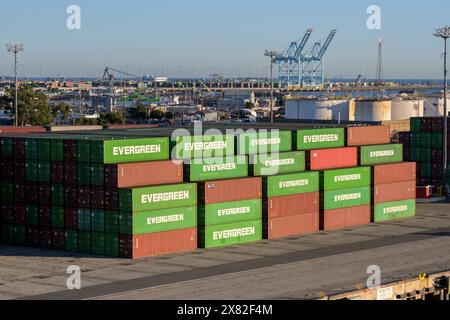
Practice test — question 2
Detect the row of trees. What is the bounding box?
[0,86,171,126]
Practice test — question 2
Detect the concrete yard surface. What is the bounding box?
[0,203,449,300]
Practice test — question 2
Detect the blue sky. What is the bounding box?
[0,0,449,79]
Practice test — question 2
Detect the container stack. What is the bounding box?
[349,126,417,222]
[173,134,263,249]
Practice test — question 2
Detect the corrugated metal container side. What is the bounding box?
[237,130,292,155]
[199,220,262,249]
[171,134,235,160]
[119,183,197,212]
[320,167,371,191]
[185,156,248,182]
[264,212,319,240]
[0,126,46,133]
[360,144,403,166]
[264,192,319,218]
[106,160,183,188]
[295,128,345,150]
[250,151,305,176]
[373,162,416,185]
[373,180,416,203]
[122,228,197,259]
[263,172,319,198]
[346,126,390,146]
[322,186,371,210]
[198,177,262,204]
[103,137,170,164]
[198,199,262,226]
[321,205,371,231]
[119,206,197,235]
[308,147,358,171]
[373,199,416,222]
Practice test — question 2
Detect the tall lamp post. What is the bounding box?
[264,50,279,125]
[6,44,24,127]
[434,27,450,191]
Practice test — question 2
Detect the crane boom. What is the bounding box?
[294,28,313,58]
[316,29,337,60]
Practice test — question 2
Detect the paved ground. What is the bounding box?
[1,203,450,300]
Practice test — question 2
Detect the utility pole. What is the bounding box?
[376,38,383,98]
[434,26,450,191]
[6,44,24,127]
[264,50,279,125]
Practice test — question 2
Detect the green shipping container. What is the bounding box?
[237,130,292,155]
[77,140,91,163]
[199,220,263,249]
[105,233,119,257]
[37,139,51,161]
[1,137,13,158]
[91,165,104,186]
[25,138,38,160]
[77,164,92,185]
[263,172,320,198]
[38,161,51,182]
[65,230,78,252]
[51,139,64,161]
[322,186,371,210]
[105,211,119,233]
[26,206,39,226]
[185,156,248,182]
[360,144,403,165]
[410,118,422,132]
[420,133,432,148]
[0,181,14,202]
[250,151,305,176]
[172,134,235,159]
[119,183,197,212]
[91,210,105,232]
[410,132,421,148]
[51,185,64,207]
[321,167,371,191]
[295,128,345,150]
[103,137,170,164]
[14,226,26,246]
[421,162,432,178]
[77,231,92,254]
[410,147,421,162]
[432,133,443,149]
[25,161,38,182]
[119,206,197,235]
[77,209,91,231]
[51,207,65,228]
[420,148,432,163]
[373,199,416,222]
[92,232,106,256]
[2,224,14,244]
[198,199,262,226]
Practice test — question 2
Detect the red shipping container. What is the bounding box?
[77,187,91,208]
[90,186,105,209]
[373,162,416,185]
[12,138,25,159]
[25,183,39,204]
[0,126,45,133]
[417,186,433,199]
[308,147,357,171]
[40,228,53,249]
[14,183,26,202]
[26,227,40,248]
[1,160,15,180]
[374,180,416,203]
[2,205,14,224]
[264,192,319,219]
[38,183,52,206]
[64,185,78,207]
[39,206,52,228]
[52,229,65,251]
[105,187,119,211]
[64,162,77,182]
[321,205,371,231]
[199,177,262,204]
[120,228,197,259]
[347,126,391,146]
[64,140,78,162]
[14,160,25,181]
[265,212,319,240]
[13,204,27,225]
[51,162,65,183]
[105,160,184,188]
[64,207,78,230]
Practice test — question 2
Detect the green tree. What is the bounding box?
[0,86,51,126]
[99,112,125,125]
[51,102,71,124]
[165,111,173,120]
[150,109,164,120]
[245,101,254,109]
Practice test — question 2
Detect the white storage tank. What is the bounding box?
[391,97,424,120]
[355,99,392,122]
[285,97,351,121]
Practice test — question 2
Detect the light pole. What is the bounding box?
[264,50,279,125]
[434,27,450,190]
[6,44,24,127]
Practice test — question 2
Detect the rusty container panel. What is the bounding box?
[122,228,197,259]
[199,177,262,204]
[264,192,319,219]
[264,212,319,240]
[373,162,416,185]
[373,180,416,203]
[321,205,371,231]
[347,126,391,146]
[309,147,358,171]
[108,160,183,188]
[0,126,46,133]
